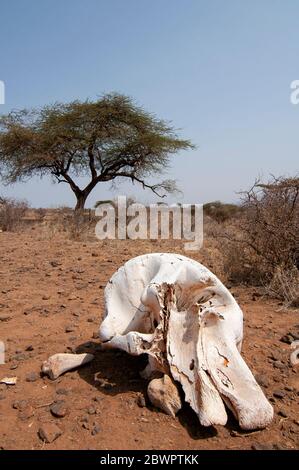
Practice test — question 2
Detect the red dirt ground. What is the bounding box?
[0,229,298,450]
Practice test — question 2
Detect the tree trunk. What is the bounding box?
[75,191,88,211]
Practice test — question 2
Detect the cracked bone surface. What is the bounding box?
[41,353,94,380]
[99,253,273,430]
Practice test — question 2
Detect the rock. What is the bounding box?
[50,401,68,418]
[272,443,287,450]
[12,400,29,411]
[92,396,102,403]
[19,405,34,421]
[147,375,182,418]
[91,424,101,435]
[38,423,63,443]
[65,325,75,333]
[50,261,60,268]
[288,376,299,392]
[0,314,12,322]
[273,390,286,399]
[251,443,273,450]
[278,410,288,418]
[280,334,294,344]
[255,374,269,388]
[25,345,34,351]
[26,372,39,382]
[137,395,146,408]
[87,406,96,415]
[11,353,26,362]
[273,361,287,370]
[42,295,50,301]
[56,388,69,396]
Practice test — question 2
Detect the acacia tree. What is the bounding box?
[0,94,193,210]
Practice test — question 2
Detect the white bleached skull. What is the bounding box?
[99,253,273,430]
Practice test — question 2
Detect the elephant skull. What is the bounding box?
[99,253,273,430]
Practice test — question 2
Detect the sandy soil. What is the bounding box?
[0,228,298,450]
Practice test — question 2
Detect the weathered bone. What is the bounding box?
[290,340,299,366]
[99,253,273,430]
[41,353,94,380]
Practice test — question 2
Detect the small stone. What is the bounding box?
[273,390,286,399]
[50,401,68,418]
[251,443,273,450]
[137,395,146,408]
[25,345,34,351]
[10,363,18,370]
[56,388,69,396]
[280,334,293,344]
[12,353,26,362]
[26,372,39,382]
[0,314,12,322]
[92,396,102,403]
[272,443,287,450]
[50,261,60,267]
[140,417,149,423]
[92,331,98,339]
[87,406,96,415]
[284,386,294,392]
[273,361,287,370]
[82,422,90,430]
[42,295,50,301]
[13,400,29,411]
[255,374,269,388]
[19,405,34,421]
[147,375,182,418]
[91,424,101,435]
[65,325,75,333]
[278,410,288,418]
[38,423,63,443]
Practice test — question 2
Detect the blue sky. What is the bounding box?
[0,0,298,207]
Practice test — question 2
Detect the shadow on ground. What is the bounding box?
[76,340,243,440]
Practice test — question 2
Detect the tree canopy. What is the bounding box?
[0,93,194,209]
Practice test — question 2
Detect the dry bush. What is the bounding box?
[266,265,299,308]
[42,207,97,241]
[203,201,241,223]
[0,196,29,231]
[211,176,299,305]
